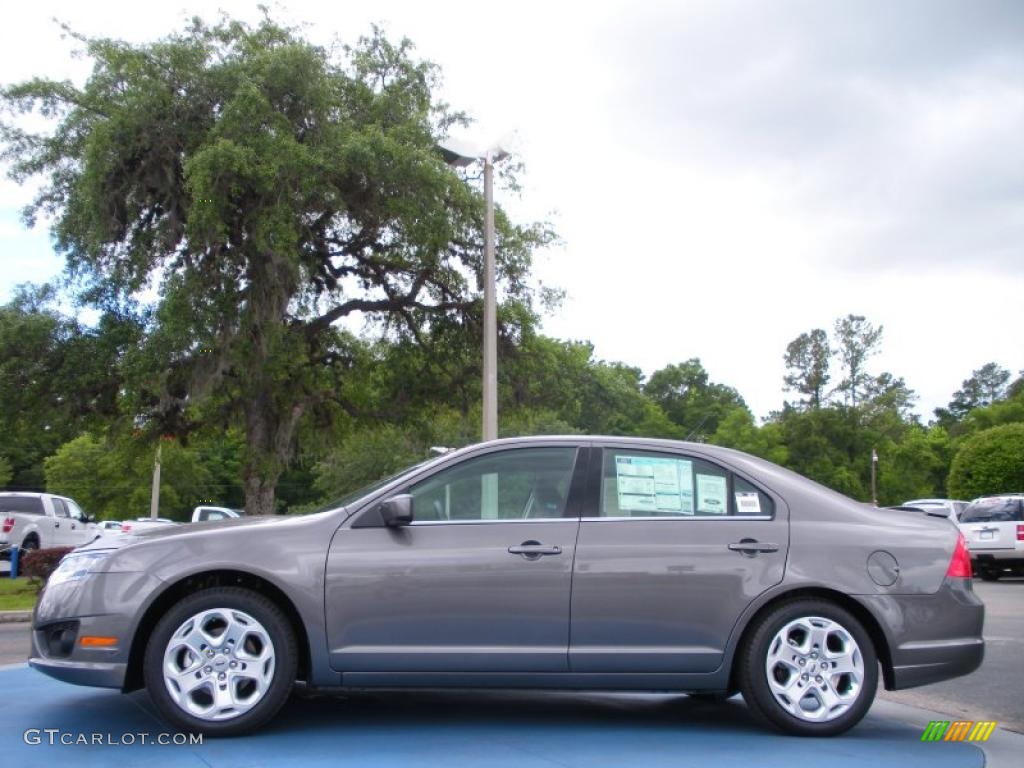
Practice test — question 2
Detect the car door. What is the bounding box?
[63,498,95,546]
[569,444,789,673]
[47,497,73,547]
[325,444,585,675]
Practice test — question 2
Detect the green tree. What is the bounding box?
[645,359,747,440]
[832,314,883,408]
[783,328,831,408]
[935,362,1012,428]
[947,424,1024,499]
[3,16,552,514]
[44,433,216,521]
[0,285,140,487]
[0,456,12,488]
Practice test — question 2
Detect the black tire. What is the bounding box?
[737,599,878,736]
[20,535,39,554]
[978,570,1000,582]
[144,587,297,736]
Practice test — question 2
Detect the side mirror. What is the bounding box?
[379,495,414,527]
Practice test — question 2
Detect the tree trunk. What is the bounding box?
[240,383,306,516]
[242,472,278,517]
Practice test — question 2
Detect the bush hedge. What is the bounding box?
[948,423,1024,499]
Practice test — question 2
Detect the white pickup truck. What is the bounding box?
[0,492,100,557]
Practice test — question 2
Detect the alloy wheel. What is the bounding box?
[162,608,276,722]
[764,615,865,723]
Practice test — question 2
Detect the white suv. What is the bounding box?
[957,494,1024,581]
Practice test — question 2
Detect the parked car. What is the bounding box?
[957,494,1024,581]
[120,517,179,534]
[901,498,969,522]
[0,492,99,557]
[29,437,983,738]
[192,506,242,522]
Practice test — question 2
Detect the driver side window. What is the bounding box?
[409,447,578,522]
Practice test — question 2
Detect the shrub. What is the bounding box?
[21,547,75,590]
[948,423,1024,499]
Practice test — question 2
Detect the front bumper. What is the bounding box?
[30,570,163,690]
[28,656,127,688]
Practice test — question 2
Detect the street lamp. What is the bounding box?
[439,139,511,442]
[871,447,879,507]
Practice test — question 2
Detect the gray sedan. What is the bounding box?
[29,436,983,737]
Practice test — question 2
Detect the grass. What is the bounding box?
[0,577,37,612]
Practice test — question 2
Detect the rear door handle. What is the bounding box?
[508,540,562,559]
[728,539,779,555]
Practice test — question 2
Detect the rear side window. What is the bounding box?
[960,498,1023,523]
[0,496,45,515]
[51,498,70,517]
[599,450,774,518]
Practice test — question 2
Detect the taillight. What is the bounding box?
[1017,524,1024,542]
[2,517,14,534]
[946,532,972,579]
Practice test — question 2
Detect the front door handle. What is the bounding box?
[728,539,779,555]
[508,540,563,559]
[54,521,60,528]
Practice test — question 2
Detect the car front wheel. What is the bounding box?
[738,599,878,736]
[143,587,297,736]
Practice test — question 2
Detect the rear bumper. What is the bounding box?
[854,577,984,691]
[970,551,1024,564]
[888,637,984,689]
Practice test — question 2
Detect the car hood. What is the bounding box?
[75,514,310,553]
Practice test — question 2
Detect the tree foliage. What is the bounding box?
[2,16,553,514]
[948,424,1024,499]
[935,362,1012,429]
[0,285,140,488]
[783,329,830,409]
[832,314,883,408]
[644,359,747,440]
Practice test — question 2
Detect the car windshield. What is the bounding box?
[960,498,1021,523]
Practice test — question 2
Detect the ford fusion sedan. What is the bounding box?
[29,437,984,737]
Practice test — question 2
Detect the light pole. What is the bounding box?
[871,447,878,507]
[439,140,510,442]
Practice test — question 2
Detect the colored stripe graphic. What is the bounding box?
[921,721,949,741]
[944,721,972,741]
[922,720,998,742]
[968,722,997,742]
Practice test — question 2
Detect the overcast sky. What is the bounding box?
[1,0,1021,421]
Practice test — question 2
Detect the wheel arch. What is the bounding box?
[726,586,895,691]
[123,569,311,692]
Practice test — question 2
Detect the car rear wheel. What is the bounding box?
[738,599,878,736]
[144,587,297,736]
[977,569,1000,582]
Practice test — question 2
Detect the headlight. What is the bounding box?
[48,552,111,587]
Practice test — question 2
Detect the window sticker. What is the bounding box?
[615,455,693,514]
[735,491,762,514]
[696,473,728,515]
